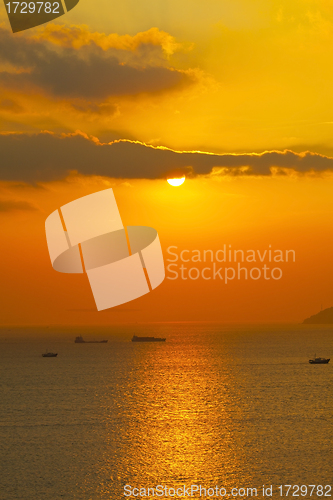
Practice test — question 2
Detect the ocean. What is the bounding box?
[0,324,332,500]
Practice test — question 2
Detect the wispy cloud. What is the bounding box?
[0,198,38,212]
[32,24,184,56]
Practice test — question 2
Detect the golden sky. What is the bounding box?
[1,0,333,325]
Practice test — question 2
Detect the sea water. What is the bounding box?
[0,324,332,500]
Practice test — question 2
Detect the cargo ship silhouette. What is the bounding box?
[75,336,108,344]
[131,335,166,342]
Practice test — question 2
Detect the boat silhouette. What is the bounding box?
[42,351,58,357]
[74,336,108,344]
[309,354,330,364]
[131,335,166,342]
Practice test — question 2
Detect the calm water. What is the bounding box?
[0,324,332,500]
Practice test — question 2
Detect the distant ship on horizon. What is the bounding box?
[131,335,166,342]
[42,351,58,357]
[75,336,108,344]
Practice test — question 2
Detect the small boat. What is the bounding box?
[74,336,108,344]
[42,352,58,357]
[131,335,166,342]
[309,354,330,364]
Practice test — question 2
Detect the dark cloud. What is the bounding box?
[0,99,24,113]
[0,199,38,212]
[0,132,333,183]
[71,101,118,115]
[0,27,193,99]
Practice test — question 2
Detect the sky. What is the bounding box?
[1,0,333,325]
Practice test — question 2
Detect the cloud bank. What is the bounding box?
[0,26,194,100]
[1,131,333,183]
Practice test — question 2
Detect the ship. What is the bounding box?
[42,351,58,357]
[75,336,108,344]
[309,354,330,364]
[131,335,166,342]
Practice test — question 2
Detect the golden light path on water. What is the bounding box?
[1,325,332,500]
[98,326,251,498]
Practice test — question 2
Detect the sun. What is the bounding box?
[167,176,185,187]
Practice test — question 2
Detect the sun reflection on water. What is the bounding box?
[98,326,252,497]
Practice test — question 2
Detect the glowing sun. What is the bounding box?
[167,176,186,187]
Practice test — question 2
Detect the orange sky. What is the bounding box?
[1,1,333,325]
[1,174,333,325]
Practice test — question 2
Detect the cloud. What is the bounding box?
[71,101,118,116]
[0,26,195,100]
[32,25,183,57]
[1,131,333,183]
[0,98,24,113]
[0,198,38,212]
